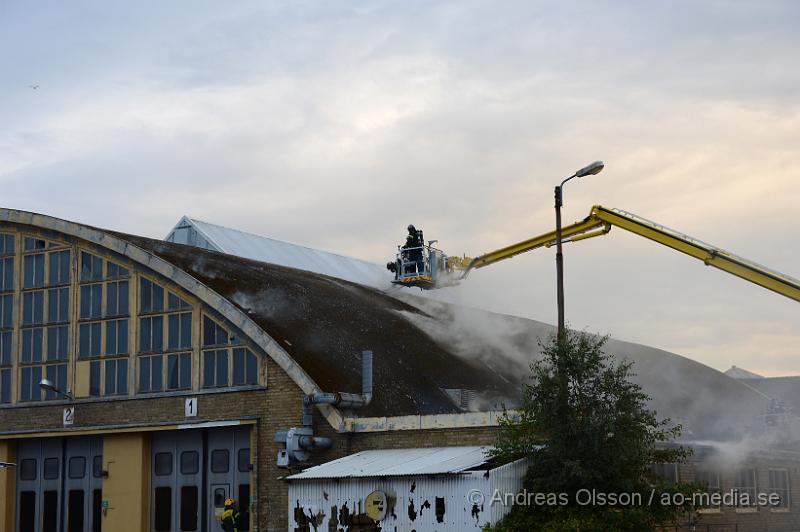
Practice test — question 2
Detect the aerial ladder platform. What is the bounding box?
[388,205,800,303]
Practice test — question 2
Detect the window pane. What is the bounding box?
[107,282,118,316]
[238,484,251,531]
[140,317,152,352]
[117,359,128,395]
[238,448,250,473]
[140,279,152,313]
[154,487,172,532]
[118,281,129,315]
[178,451,199,475]
[1,294,12,328]
[1,331,10,364]
[52,325,69,360]
[19,491,36,532]
[152,316,163,351]
[233,348,244,385]
[23,291,44,325]
[20,367,31,401]
[91,323,101,357]
[44,364,67,400]
[59,251,70,284]
[167,354,179,389]
[91,285,102,318]
[216,350,228,387]
[152,283,164,312]
[21,366,42,402]
[246,351,257,385]
[22,329,32,362]
[42,490,58,532]
[90,361,100,396]
[211,449,229,473]
[33,328,43,362]
[152,355,163,391]
[68,490,85,532]
[80,285,90,318]
[93,455,103,478]
[181,313,191,347]
[20,458,37,480]
[106,321,117,355]
[139,357,151,392]
[180,486,199,531]
[203,351,214,387]
[79,323,90,357]
[105,361,116,395]
[23,254,44,288]
[168,314,178,350]
[154,452,172,476]
[118,319,128,354]
[179,353,191,389]
[1,258,12,291]
[69,457,86,479]
[1,369,10,403]
[92,489,102,532]
[44,457,59,479]
[81,252,102,281]
[203,316,216,346]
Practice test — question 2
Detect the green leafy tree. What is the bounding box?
[488,331,701,532]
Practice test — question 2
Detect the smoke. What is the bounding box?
[392,293,543,379]
[690,424,800,469]
[383,288,787,444]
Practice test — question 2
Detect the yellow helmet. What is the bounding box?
[224,498,235,507]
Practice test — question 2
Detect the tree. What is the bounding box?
[489,331,700,532]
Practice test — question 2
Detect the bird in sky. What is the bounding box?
[29,84,39,90]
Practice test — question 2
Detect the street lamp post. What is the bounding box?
[39,378,73,401]
[555,160,604,340]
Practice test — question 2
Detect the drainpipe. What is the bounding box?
[301,350,374,427]
[277,351,374,467]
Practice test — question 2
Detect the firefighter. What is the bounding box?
[402,225,424,274]
[220,498,241,532]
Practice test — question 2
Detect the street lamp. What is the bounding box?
[39,378,73,401]
[555,160,604,340]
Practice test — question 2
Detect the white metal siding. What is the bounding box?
[287,458,527,532]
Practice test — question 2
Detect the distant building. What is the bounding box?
[725,365,765,380]
[165,215,392,289]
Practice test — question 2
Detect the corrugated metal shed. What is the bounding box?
[287,449,527,531]
[165,215,393,288]
[287,446,489,479]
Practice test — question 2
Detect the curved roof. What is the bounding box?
[1,208,772,439]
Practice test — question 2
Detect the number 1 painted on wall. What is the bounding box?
[185,397,197,417]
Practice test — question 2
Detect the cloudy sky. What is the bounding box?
[1,1,798,375]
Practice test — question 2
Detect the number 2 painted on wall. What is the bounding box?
[63,407,74,426]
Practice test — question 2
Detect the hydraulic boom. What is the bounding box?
[389,205,800,303]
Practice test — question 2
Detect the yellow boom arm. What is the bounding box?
[448,205,800,302]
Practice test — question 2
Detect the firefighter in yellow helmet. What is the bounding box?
[221,498,241,532]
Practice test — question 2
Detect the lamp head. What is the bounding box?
[39,378,57,393]
[575,160,604,178]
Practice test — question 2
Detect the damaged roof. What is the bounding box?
[110,232,770,439]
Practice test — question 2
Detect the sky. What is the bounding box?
[1,1,798,376]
